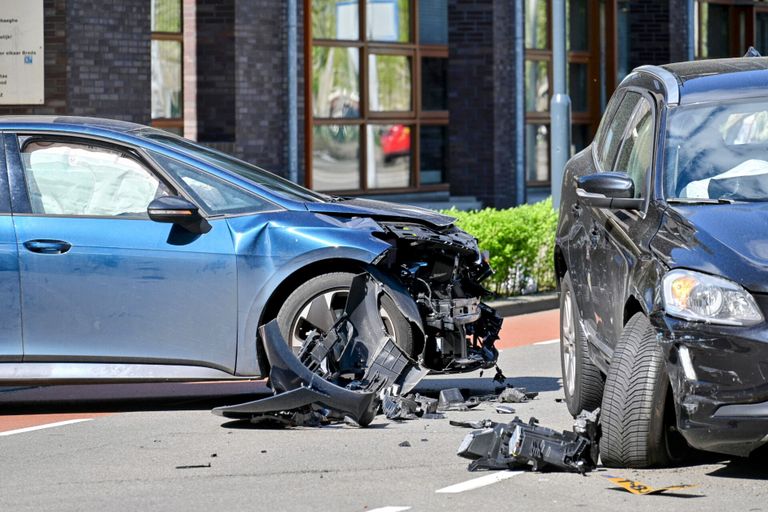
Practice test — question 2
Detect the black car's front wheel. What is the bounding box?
[276,272,414,357]
[599,312,688,468]
[560,272,605,416]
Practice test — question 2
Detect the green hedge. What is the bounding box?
[442,198,558,296]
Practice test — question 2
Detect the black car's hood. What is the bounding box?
[306,197,456,228]
[652,202,768,293]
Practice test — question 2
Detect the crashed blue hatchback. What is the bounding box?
[0,116,500,411]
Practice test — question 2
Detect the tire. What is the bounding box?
[560,272,605,416]
[276,272,414,357]
[599,312,684,468]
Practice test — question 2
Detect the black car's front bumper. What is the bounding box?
[654,314,768,457]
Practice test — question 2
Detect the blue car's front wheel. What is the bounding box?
[276,272,414,358]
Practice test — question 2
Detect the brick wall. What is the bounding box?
[233,1,287,175]
[66,0,151,123]
[447,0,518,208]
[196,0,235,142]
[628,0,692,68]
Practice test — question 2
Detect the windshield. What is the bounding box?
[137,130,329,203]
[664,99,768,202]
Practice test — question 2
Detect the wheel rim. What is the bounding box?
[290,289,395,350]
[561,290,577,396]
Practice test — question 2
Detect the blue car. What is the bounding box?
[0,116,498,384]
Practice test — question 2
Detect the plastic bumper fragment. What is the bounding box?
[212,272,429,427]
[455,409,600,473]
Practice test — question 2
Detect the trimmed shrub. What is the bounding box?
[443,198,557,296]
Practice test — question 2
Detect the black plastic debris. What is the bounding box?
[213,273,430,427]
[175,463,212,470]
[437,388,482,412]
[455,409,601,473]
[399,441,412,447]
[383,393,439,420]
[450,419,497,429]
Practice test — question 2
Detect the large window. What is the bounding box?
[308,0,449,193]
[524,0,601,187]
[151,0,183,134]
[695,1,768,59]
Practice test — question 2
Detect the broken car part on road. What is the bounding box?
[455,409,601,473]
[214,271,502,426]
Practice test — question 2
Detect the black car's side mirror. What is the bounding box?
[576,172,643,210]
[148,196,212,234]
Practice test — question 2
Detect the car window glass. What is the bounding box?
[150,151,276,215]
[139,131,329,203]
[666,100,768,200]
[594,91,623,160]
[598,91,641,171]
[20,140,171,217]
[615,98,654,198]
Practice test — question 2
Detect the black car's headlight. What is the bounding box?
[662,269,764,326]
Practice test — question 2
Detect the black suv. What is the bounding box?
[557,57,768,468]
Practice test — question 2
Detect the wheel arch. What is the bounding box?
[254,257,372,375]
[623,295,646,326]
[554,244,568,291]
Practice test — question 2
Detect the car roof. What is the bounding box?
[0,115,144,133]
[637,57,768,106]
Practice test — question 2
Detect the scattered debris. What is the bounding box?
[493,366,507,383]
[210,453,217,458]
[421,438,429,442]
[399,441,412,447]
[498,387,538,403]
[604,476,699,496]
[494,404,516,414]
[383,393,439,420]
[438,388,482,412]
[213,274,430,427]
[175,463,212,470]
[455,409,601,474]
[450,419,497,429]
[554,398,565,403]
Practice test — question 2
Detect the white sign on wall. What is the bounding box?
[0,0,44,105]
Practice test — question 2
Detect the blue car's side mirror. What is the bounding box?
[148,196,211,234]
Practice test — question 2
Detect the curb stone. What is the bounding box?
[487,292,559,317]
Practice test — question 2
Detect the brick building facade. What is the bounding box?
[3,0,748,209]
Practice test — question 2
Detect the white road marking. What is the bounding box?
[366,507,411,512]
[0,418,92,437]
[534,338,560,346]
[435,470,523,494]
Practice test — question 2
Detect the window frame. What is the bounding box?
[306,0,449,194]
[151,1,184,133]
[614,97,655,199]
[15,135,181,220]
[524,0,604,188]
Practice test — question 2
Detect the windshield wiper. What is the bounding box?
[667,197,738,205]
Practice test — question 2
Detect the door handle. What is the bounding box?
[23,239,72,255]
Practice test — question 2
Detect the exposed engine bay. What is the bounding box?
[374,221,502,373]
[214,219,502,426]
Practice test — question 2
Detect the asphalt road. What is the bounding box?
[1,311,766,512]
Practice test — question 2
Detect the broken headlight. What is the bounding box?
[662,269,764,326]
